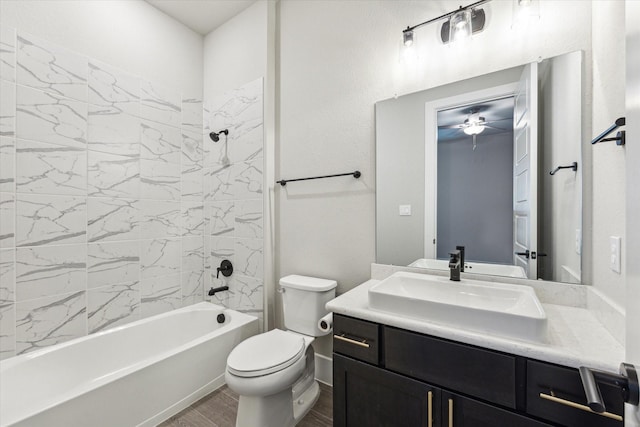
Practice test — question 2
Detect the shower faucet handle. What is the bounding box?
[216,260,233,279]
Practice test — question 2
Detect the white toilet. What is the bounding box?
[225,275,337,427]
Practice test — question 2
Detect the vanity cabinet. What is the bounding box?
[332,314,623,427]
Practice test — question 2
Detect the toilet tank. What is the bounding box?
[280,275,337,337]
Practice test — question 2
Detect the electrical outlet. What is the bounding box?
[610,236,621,273]
[399,205,412,216]
[575,229,581,255]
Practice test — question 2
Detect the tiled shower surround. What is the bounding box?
[0,27,264,359]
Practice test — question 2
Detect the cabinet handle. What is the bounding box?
[539,392,623,422]
[427,391,433,427]
[333,334,370,348]
[448,398,454,427]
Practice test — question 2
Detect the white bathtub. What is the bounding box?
[0,302,259,427]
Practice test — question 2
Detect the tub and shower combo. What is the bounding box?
[0,302,259,427]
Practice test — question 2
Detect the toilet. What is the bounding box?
[225,275,337,427]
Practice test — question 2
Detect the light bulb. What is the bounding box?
[449,9,472,42]
[403,29,414,47]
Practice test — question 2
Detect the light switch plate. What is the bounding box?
[399,205,411,216]
[610,236,621,273]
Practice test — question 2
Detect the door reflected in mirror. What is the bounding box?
[375,51,582,283]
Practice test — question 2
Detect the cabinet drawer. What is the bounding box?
[384,327,519,409]
[333,315,380,365]
[526,360,623,427]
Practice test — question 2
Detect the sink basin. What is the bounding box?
[368,272,547,342]
[408,259,527,279]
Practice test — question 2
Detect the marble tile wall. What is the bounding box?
[204,78,265,328]
[0,29,207,359]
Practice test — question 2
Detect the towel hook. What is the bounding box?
[550,162,578,176]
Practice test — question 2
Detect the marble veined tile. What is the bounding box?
[139,200,180,239]
[16,244,86,302]
[0,249,15,304]
[182,130,202,167]
[0,80,15,137]
[16,85,87,148]
[17,33,87,102]
[235,238,263,279]
[88,241,139,288]
[209,201,234,236]
[229,275,263,314]
[140,159,180,201]
[182,201,204,237]
[87,104,140,155]
[16,194,86,247]
[141,238,180,279]
[182,163,203,201]
[0,192,15,248]
[204,164,233,202]
[0,137,14,192]
[88,60,139,115]
[0,303,15,360]
[88,281,139,333]
[87,197,139,242]
[15,290,86,355]
[141,273,181,318]
[182,269,203,307]
[0,27,16,82]
[233,158,263,200]
[235,199,263,239]
[139,80,181,128]
[182,236,204,272]
[141,119,181,164]
[182,98,202,134]
[182,130,203,201]
[210,236,234,274]
[88,149,139,198]
[208,78,263,163]
[16,139,87,195]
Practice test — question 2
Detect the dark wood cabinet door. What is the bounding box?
[441,391,552,427]
[334,354,440,427]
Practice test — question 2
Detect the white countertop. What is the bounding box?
[326,279,624,372]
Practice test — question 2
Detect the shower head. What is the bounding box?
[209,129,229,142]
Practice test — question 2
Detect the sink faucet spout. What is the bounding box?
[449,250,461,281]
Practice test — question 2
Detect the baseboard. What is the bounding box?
[314,353,333,386]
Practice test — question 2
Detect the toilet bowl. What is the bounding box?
[225,275,337,427]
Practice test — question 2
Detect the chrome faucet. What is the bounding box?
[449,250,461,281]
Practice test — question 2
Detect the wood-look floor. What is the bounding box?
[158,383,333,427]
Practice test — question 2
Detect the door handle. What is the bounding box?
[448,398,454,427]
[427,391,433,427]
[515,250,530,259]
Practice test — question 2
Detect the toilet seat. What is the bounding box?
[227,329,305,378]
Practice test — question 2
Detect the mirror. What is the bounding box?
[375,51,582,283]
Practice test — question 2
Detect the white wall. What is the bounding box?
[539,52,582,283]
[0,0,203,97]
[203,1,268,102]
[277,0,593,298]
[591,1,627,307]
[625,0,640,423]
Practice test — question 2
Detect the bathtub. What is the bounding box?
[0,302,259,427]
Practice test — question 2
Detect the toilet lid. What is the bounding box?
[227,329,305,378]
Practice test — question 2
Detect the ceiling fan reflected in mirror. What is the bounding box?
[438,101,514,150]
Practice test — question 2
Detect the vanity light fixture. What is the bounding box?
[402,0,489,47]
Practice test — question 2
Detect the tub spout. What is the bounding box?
[208,286,229,296]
